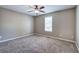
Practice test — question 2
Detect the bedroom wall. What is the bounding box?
[34,9,75,41]
[0,8,34,41]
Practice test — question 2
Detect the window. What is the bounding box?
[45,16,52,32]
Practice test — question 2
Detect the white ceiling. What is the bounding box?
[0,5,75,16]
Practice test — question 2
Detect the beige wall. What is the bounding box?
[0,7,75,41]
[0,8,34,40]
[76,6,79,48]
[34,9,75,40]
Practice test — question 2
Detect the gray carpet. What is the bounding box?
[0,35,78,53]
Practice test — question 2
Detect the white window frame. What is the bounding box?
[44,16,53,32]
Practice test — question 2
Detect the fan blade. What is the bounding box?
[40,6,44,9]
[27,10,33,12]
[39,10,45,13]
[28,11,32,12]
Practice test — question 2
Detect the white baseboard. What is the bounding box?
[0,33,75,43]
[34,33,75,43]
[0,33,34,43]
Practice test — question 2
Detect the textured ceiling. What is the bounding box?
[0,5,75,16]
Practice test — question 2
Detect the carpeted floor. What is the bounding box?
[0,35,78,53]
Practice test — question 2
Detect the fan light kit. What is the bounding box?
[34,10,40,13]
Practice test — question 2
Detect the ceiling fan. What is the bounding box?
[27,5,45,14]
